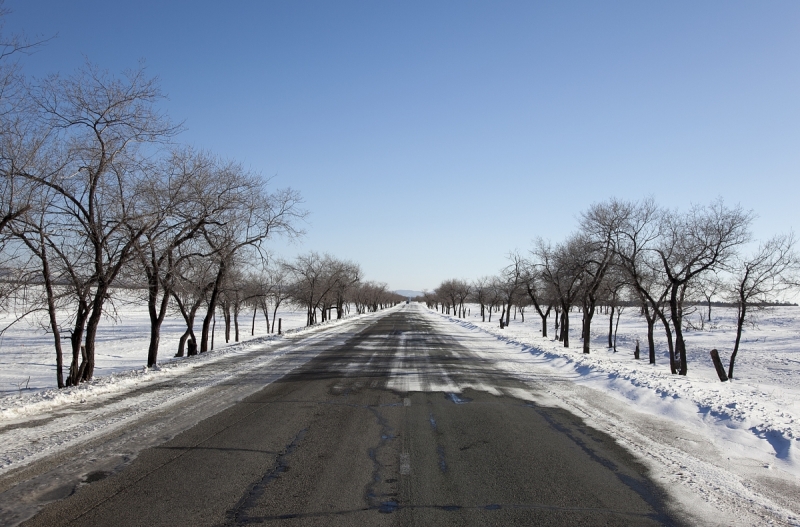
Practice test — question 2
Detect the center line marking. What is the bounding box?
[400,453,411,475]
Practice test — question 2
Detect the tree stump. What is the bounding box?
[710,349,729,382]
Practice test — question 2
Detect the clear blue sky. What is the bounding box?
[7,1,800,291]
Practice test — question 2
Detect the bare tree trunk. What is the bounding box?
[82,280,112,382]
[211,311,216,351]
[554,306,560,338]
[233,303,240,342]
[177,330,189,357]
[172,293,201,357]
[146,271,171,368]
[669,287,688,375]
[637,301,658,364]
[582,301,595,354]
[728,302,747,380]
[41,251,65,388]
[657,310,676,373]
[223,302,231,343]
[201,262,226,352]
[271,301,281,333]
[67,302,89,386]
[561,305,570,347]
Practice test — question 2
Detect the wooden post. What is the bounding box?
[710,349,729,382]
[278,318,282,335]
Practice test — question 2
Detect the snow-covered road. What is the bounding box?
[0,311,387,526]
[1,303,798,526]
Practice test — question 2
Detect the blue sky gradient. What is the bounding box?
[7,1,800,290]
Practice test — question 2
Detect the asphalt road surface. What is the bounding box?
[23,304,682,526]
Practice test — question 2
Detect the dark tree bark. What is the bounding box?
[201,261,226,352]
[40,241,65,388]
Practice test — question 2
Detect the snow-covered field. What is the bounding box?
[0,297,312,395]
[452,303,800,462]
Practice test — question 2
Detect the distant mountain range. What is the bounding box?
[394,289,425,298]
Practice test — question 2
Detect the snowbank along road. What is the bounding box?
[7,303,684,526]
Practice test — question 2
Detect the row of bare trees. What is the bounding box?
[280,252,403,324]
[0,57,306,387]
[0,22,401,389]
[167,253,403,358]
[0,61,401,389]
[426,198,798,380]
[0,87,404,388]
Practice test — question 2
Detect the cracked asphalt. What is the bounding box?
[23,304,682,526]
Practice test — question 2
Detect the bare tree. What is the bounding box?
[350,281,400,314]
[196,161,304,351]
[611,198,667,365]
[454,280,471,318]
[498,251,526,327]
[6,181,71,386]
[695,272,723,324]
[599,264,628,350]
[521,264,554,338]
[436,279,470,318]
[170,246,215,357]
[725,233,796,379]
[654,200,752,375]
[576,201,627,353]
[218,261,247,343]
[240,260,291,336]
[534,237,584,347]
[470,276,491,322]
[1,112,51,333]
[265,262,292,332]
[332,260,362,319]
[486,278,503,323]
[435,280,456,316]
[12,64,179,384]
[134,148,223,366]
[0,10,52,316]
[285,253,356,325]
